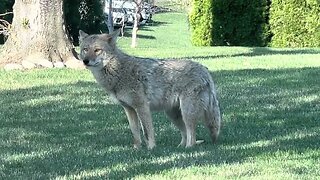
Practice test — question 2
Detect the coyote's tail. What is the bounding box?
[204,82,221,143]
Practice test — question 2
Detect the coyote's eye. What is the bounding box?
[83,48,88,53]
[94,49,102,55]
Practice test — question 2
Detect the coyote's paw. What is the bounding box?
[184,140,205,148]
[133,144,141,149]
[196,140,205,145]
[177,141,186,148]
[177,137,187,148]
[133,139,142,149]
[147,142,156,150]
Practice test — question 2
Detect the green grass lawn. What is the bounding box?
[1,12,320,179]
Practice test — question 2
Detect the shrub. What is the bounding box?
[189,0,214,46]
[269,0,320,47]
[211,0,270,46]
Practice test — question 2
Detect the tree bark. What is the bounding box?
[0,0,79,67]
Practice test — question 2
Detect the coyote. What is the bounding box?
[78,30,221,149]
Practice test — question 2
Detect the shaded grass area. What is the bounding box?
[0,66,319,179]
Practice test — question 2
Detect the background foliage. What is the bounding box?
[1,0,320,47]
[189,0,213,46]
[189,0,271,47]
[211,0,271,46]
[0,0,106,45]
[269,0,320,47]
[189,0,320,47]
[64,0,107,45]
[0,0,14,44]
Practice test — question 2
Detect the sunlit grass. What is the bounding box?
[0,12,320,179]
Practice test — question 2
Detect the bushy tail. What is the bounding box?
[204,83,221,143]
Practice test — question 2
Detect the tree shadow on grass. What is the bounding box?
[0,67,319,178]
[181,47,320,61]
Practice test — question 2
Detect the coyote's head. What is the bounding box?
[78,30,120,67]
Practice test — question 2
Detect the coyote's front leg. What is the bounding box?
[135,105,156,150]
[123,106,142,149]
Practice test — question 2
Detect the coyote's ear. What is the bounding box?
[110,28,121,39]
[79,30,88,43]
[101,29,121,49]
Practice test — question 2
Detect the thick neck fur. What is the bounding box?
[87,47,130,93]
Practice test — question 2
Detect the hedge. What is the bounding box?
[189,0,214,46]
[211,0,270,46]
[189,0,270,46]
[269,0,320,47]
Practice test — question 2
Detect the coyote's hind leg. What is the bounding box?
[165,107,187,147]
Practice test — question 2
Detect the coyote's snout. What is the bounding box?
[78,29,222,149]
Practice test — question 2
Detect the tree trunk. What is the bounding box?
[0,0,80,68]
[107,0,114,33]
[131,0,142,48]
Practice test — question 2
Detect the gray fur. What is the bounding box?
[78,30,221,149]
